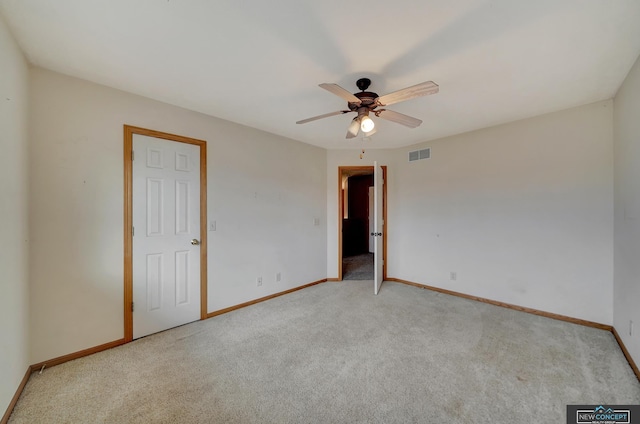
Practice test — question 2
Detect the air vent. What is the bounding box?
[408,148,430,162]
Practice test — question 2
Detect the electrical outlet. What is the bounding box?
[256,277,262,287]
[450,272,457,281]
[630,320,634,337]
[276,272,281,282]
[313,218,320,226]
[209,220,216,231]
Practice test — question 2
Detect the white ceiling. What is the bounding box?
[2,0,640,149]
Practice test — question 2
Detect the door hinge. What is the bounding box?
[131,150,135,161]
[132,226,135,236]
[131,302,134,312]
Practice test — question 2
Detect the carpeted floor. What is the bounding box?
[342,253,373,280]
[9,281,640,423]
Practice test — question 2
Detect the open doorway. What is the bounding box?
[338,166,387,281]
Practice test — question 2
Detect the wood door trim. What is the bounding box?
[337,166,387,281]
[382,166,387,280]
[123,125,208,343]
[199,138,208,320]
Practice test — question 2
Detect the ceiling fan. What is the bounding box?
[296,78,439,139]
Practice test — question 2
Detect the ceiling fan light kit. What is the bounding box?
[297,77,439,139]
[359,113,375,132]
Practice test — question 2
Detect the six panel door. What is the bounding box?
[132,134,201,339]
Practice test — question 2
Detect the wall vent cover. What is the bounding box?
[409,148,430,162]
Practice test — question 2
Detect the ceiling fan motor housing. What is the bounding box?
[348,77,379,111]
[349,91,379,111]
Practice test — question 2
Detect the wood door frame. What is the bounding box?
[123,125,208,342]
[338,165,387,281]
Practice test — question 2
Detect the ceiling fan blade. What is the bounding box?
[376,81,439,106]
[296,110,350,124]
[319,83,362,105]
[376,109,423,128]
[346,117,360,139]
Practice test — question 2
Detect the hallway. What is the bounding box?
[342,253,373,280]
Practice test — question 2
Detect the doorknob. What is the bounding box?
[191,239,200,245]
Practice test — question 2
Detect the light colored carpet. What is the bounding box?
[9,281,640,423]
[342,253,373,280]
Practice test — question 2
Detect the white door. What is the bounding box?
[373,161,384,295]
[368,186,374,253]
[132,134,201,339]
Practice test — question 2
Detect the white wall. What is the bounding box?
[29,68,327,363]
[613,54,640,365]
[328,101,614,325]
[0,15,29,416]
